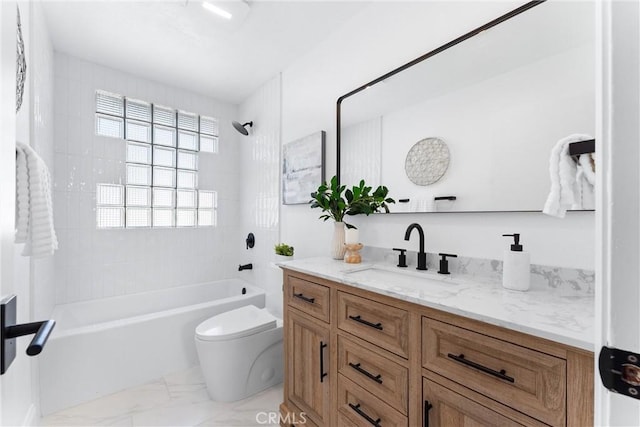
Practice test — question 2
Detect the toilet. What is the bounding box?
[195,305,283,402]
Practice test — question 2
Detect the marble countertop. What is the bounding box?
[279,257,595,352]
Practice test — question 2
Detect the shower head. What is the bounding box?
[232,121,253,136]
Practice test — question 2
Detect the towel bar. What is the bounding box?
[568,139,595,156]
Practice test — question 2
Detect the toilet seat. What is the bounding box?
[196,305,277,341]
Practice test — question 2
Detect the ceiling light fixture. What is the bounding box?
[202,2,233,20]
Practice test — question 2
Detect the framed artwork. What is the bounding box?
[282,131,325,205]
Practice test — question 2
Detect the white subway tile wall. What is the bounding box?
[53,53,242,304]
[238,75,282,317]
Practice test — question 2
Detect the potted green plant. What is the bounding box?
[274,243,294,260]
[310,176,394,259]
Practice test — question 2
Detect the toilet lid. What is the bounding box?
[195,305,277,341]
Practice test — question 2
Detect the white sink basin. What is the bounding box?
[342,264,459,297]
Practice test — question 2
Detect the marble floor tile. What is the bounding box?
[39,366,283,427]
[130,400,220,427]
[96,416,134,426]
[40,380,171,426]
[197,385,284,427]
[162,366,209,403]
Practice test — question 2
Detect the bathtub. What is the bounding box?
[39,279,265,415]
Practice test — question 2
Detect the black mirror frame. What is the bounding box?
[336,0,545,186]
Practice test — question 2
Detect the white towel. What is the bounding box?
[15,142,58,258]
[575,153,595,210]
[543,134,594,218]
[15,146,29,243]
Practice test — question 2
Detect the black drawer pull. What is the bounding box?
[447,353,515,383]
[348,403,381,427]
[348,315,383,330]
[320,341,328,382]
[293,293,315,304]
[349,362,383,384]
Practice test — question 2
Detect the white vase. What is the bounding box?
[332,222,346,260]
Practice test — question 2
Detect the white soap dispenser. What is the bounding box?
[502,233,530,291]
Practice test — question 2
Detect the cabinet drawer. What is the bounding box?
[286,276,330,322]
[337,413,358,427]
[338,335,408,414]
[338,375,407,427]
[423,377,546,427]
[337,292,409,358]
[422,317,566,427]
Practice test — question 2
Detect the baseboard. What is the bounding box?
[21,403,37,427]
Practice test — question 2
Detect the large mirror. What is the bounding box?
[338,1,595,213]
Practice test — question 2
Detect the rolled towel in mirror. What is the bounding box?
[543,134,593,218]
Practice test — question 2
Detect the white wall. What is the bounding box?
[237,75,282,316]
[280,1,595,270]
[52,53,241,304]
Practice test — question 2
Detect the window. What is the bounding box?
[95,90,218,229]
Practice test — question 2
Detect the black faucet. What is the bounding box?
[404,223,427,270]
[238,263,253,271]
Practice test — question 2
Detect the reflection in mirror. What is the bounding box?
[338,1,595,213]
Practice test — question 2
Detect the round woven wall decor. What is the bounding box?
[16,6,26,113]
[404,137,450,186]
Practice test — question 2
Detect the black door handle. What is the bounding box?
[348,403,381,427]
[1,295,56,375]
[348,315,383,330]
[319,341,328,383]
[447,353,514,383]
[7,320,56,356]
[424,400,433,427]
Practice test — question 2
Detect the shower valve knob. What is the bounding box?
[246,233,255,249]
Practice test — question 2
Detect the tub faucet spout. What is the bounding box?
[404,223,427,270]
[238,263,253,271]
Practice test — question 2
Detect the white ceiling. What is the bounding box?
[42,0,368,104]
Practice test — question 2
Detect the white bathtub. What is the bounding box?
[39,279,265,415]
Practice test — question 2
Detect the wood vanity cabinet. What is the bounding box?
[283,275,332,427]
[280,268,594,427]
